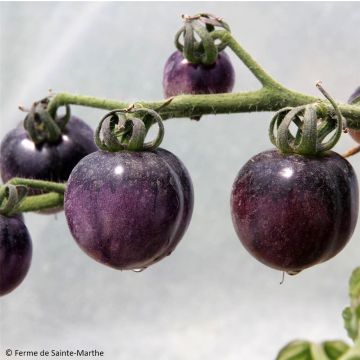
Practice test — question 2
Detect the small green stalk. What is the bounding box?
[0,179,66,214]
[224,32,284,89]
[310,343,336,360]
[18,192,64,213]
[7,178,66,194]
[338,341,360,360]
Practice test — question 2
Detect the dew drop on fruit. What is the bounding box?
[287,270,301,276]
[132,267,147,273]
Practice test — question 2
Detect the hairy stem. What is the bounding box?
[8,178,66,194]
[225,32,284,89]
[18,192,64,213]
[0,179,66,213]
[47,89,360,128]
[46,31,360,127]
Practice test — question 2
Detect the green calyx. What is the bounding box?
[269,83,345,156]
[0,184,28,216]
[175,13,231,65]
[23,96,71,145]
[95,106,164,152]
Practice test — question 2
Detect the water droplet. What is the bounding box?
[287,270,301,276]
[132,267,147,273]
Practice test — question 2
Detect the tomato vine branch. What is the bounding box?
[7,178,66,194]
[224,32,283,89]
[7,30,360,214]
[0,179,66,213]
[343,145,360,158]
[18,192,64,213]
[47,33,360,128]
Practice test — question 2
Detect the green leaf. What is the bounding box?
[343,307,358,341]
[322,340,350,359]
[349,268,360,301]
[276,340,312,360]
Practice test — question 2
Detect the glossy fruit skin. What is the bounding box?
[230,149,359,273]
[163,50,235,98]
[0,116,97,184]
[347,86,360,143]
[0,214,32,296]
[64,148,194,270]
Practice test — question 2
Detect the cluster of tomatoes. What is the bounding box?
[1,29,360,297]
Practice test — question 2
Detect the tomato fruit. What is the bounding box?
[0,116,97,184]
[347,86,360,143]
[0,214,32,296]
[162,50,235,98]
[230,149,358,273]
[64,148,194,270]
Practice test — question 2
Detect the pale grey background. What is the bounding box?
[1,2,360,360]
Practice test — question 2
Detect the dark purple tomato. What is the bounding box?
[347,86,360,143]
[0,214,32,296]
[64,149,194,270]
[0,116,97,184]
[230,149,358,273]
[163,50,235,98]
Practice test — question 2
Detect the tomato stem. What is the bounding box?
[0,179,66,213]
[343,145,360,158]
[18,192,64,213]
[45,32,360,128]
[7,178,66,194]
[225,32,284,89]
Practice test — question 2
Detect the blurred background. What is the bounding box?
[1,2,360,359]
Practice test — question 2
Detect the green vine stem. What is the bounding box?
[6,178,66,194]
[4,31,360,214]
[46,32,360,128]
[0,179,66,214]
[18,193,64,213]
[222,31,283,89]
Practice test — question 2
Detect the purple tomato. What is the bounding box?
[0,116,97,184]
[230,149,358,273]
[0,214,32,296]
[64,148,194,270]
[163,50,235,98]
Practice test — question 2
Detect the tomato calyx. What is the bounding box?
[94,106,164,152]
[269,82,345,156]
[0,184,28,216]
[174,13,231,66]
[22,96,71,145]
